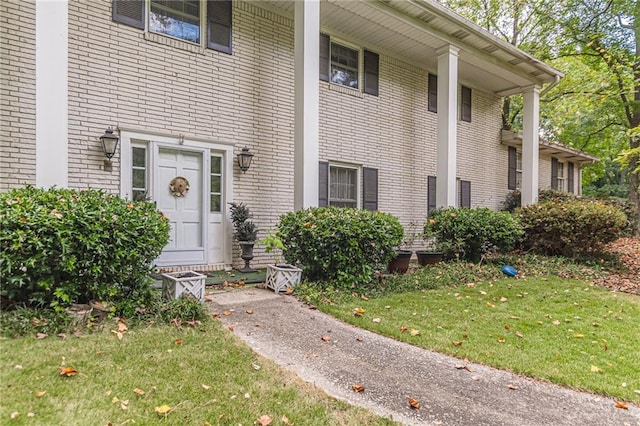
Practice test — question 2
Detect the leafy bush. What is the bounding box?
[0,306,73,338]
[0,186,170,313]
[502,189,577,212]
[277,207,403,286]
[136,294,209,324]
[517,199,627,257]
[424,207,524,262]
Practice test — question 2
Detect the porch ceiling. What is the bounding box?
[259,0,563,95]
[501,130,599,165]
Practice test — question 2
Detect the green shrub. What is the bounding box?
[424,207,524,262]
[0,186,170,313]
[277,207,403,286]
[502,188,578,212]
[0,306,73,338]
[136,294,209,324]
[517,199,627,257]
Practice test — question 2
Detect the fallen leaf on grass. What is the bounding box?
[35,391,46,397]
[590,365,602,373]
[155,405,172,415]
[353,307,366,317]
[514,331,523,338]
[407,397,420,409]
[352,384,365,392]
[614,401,628,410]
[410,329,421,336]
[573,333,584,338]
[36,333,48,339]
[202,384,211,390]
[252,363,261,371]
[372,318,381,323]
[452,341,463,346]
[133,388,145,396]
[175,338,182,346]
[258,414,273,425]
[497,337,506,343]
[120,400,129,410]
[282,415,292,424]
[552,320,561,326]
[400,326,408,333]
[59,366,78,377]
[10,412,18,419]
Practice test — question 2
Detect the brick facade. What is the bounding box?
[0,0,584,267]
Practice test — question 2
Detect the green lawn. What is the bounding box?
[0,320,397,425]
[316,276,640,403]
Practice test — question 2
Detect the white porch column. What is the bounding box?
[293,0,320,210]
[36,0,68,188]
[521,86,540,206]
[436,45,459,207]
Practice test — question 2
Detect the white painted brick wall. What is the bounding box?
[2,0,532,266]
[0,0,36,190]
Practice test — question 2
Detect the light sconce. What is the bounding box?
[237,146,254,173]
[100,127,120,160]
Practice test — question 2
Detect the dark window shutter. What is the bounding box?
[319,161,329,207]
[461,86,472,122]
[428,73,437,113]
[113,0,144,29]
[567,162,575,193]
[207,0,232,54]
[319,33,330,82]
[508,147,517,190]
[551,158,559,189]
[460,180,471,208]
[362,167,378,211]
[363,50,379,96]
[428,175,437,216]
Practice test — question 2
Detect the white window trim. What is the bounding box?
[329,37,362,92]
[329,162,361,209]
[147,0,206,47]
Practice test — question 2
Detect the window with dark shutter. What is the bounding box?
[460,180,471,208]
[428,176,437,216]
[508,147,517,190]
[461,86,472,122]
[428,73,437,113]
[113,0,144,29]
[363,50,379,96]
[362,167,378,211]
[319,33,330,82]
[551,158,559,189]
[318,161,329,207]
[567,162,575,193]
[208,0,233,54]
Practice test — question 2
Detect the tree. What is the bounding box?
[440,0,639,233]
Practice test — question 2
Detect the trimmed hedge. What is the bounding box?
[517,199,627,257]
[277,207,403,286]
[0,186,170,314]
[425,207,524,262]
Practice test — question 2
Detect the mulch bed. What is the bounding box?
[594,237,640,296]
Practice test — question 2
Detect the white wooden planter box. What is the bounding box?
[265,264,302,293]
[161,271,206,302]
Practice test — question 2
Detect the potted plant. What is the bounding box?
[387,222,417,274]
[415,217,444,266]
[229,202,258,272]
[260,232,302,292]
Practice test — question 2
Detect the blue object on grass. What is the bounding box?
[501,265,517,277]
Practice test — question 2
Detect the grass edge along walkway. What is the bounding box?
[316,276,640,404]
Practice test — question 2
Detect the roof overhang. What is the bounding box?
[258,0,564,95]
[501,130,599,165]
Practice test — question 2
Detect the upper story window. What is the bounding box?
[461,85,472,122]
[319,33,379,96]
[331,43,359,89]
[113,0,232,54]
[150,0,201,44]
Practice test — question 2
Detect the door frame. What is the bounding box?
[119,129,235,267]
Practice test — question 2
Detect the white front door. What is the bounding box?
[154,146,206,266]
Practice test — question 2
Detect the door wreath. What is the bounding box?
[169,176,190,197]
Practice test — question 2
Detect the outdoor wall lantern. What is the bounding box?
[237,146,254,173]
[100,127,120,160]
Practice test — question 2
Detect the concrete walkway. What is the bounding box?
[209,288,640,426]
